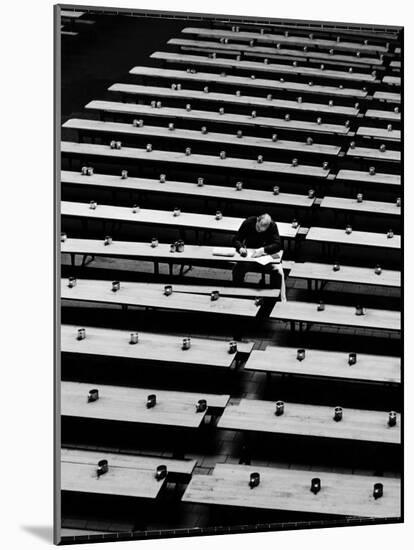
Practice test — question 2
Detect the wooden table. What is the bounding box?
[181,28,389,54]
[60,10,85,18]
[306,226,401,250]
[151,51,377,83]
[383,75,401,86]
[86,99,350,137]
[269,300,400,332]
[288,261,400,289]
[356,126,400,141]
[218,398,401,444]
[62,381,230,428]
[182,463,401,518]
[61,278,261,318]
[61,201,299,241]
[373,91,400,103]
[61,170,316,209]
[63,118,341,158]
[62,141,331,179]
[320,196,401,217]
[109,82,358,118]
[168,38,384,67]
[129,66,369,99]
[336,169,400,187]
[346,146,400,162]
[365,109,401,121]
[244,346,400,384]
[61,324,253,368]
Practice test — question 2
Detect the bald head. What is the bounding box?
[255,214,272,233]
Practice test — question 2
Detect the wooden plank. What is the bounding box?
[129,66,369,99]
[320,196,401,216]
[336,169,400,187]
[244,346,400,383]
[373,91,400,103]
[60,10,85,18]
[383,75,401,85]
[181,28,389,54]
[62,381,230,428]
[365,109,401,121]
[356,126,400,141]
[62,140,330,178]
[269,300,400,332]
[61,324,253,368]
[183,463,401,518]
[61,278,261,318]
[86,99,350,137]
[289,261,400,288]
[168,38,384,66]
[61,170,315,209]
[61,460,164,499]
[306,226,401,250]
[109,82,358,118]
[346,146,400,162]
[218,398,401,444]
[61,201,299,240]
[151,51,376,83]
[63,118,341,158]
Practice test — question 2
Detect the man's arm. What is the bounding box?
[232,219,250,252]
[263,223,282,255]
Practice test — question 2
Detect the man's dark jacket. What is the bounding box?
[232,216,281,255]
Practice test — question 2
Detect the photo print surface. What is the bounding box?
[55,4,403,545]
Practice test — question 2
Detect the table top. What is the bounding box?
[181,28,389,54]
[288,261,400,288]
[346,146,400,162]
[168,38,384,66]
[109,82,358,118]
[86,99,350,138]
[373,91,400,103]
[62,381,230,428]
[306,226,401,250]
[365,109,401,121]
[218,398,401,444]
[244,346,400,383]
[320,196,401,216]
[60,10,85,18]
[269,300,400,331]
[61,201,299,239]
[64,117,341,158]
[336,169,400,186]
[61,324,253,368]
[129,66,369,98]
[383,75,401,86]
[61,278,261,318]
[356,125,400,141]
[151,51,376,83]
[62,140,331,179]
[61,170,316,208]
[182,463,401,518]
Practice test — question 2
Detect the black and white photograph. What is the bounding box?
[56,4,402,545]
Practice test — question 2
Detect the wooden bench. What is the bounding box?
[365,109,401,122]
[61,324,253,368]
[182,463,400,518]
[151,51,377,83]
[108,82,359,118]
[373,91,400,103]
[61,201,299,242]
[85,100,351,137]
[288,261,400,289]
[306,226,401,251]
[129,66,369,99]
[62,381,230,429]
[244,345,400,384]
[346,146,400,162]
[269,300,400,333]
[168,38,384,67]
[356,126,400,141]
[181,28,389,54]
[61,278,263,318]
[336,169,400,188]
[63,118,341,158]
[320,196,401,217]
[218,398,400,444]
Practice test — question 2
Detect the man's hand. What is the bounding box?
[239,247,248,257]
[251,247,265,258]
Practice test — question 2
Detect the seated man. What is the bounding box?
[232,214,286,299]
